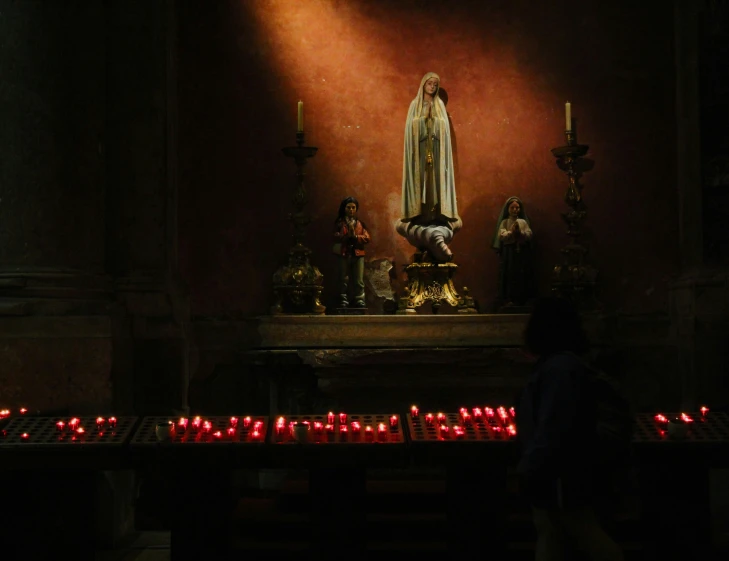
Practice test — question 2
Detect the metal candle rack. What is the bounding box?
[407,406,518,442]
[130,416,268,445]
[2,409,726,448]
[636,411,729,442]
[0,416,137,448]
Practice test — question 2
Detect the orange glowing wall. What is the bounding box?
[178,0,679,315]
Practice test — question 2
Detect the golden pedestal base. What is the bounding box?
[271,244,325,315]
[397,259,478,315]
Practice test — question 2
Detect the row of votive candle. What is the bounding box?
[0,407,29,418]
[56,416,118,434]
[654,409,707,426]
[275,415,398,439]
[173,416,263,440]
[411,405,516,426]
[410,405,515,420]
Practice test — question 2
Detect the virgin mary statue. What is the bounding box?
[395,72,462,262]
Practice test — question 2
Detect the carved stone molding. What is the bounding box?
[191,312,671,354]
[0,269,114,316]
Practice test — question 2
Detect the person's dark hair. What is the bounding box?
[524,296,589,357]
[336,196,359,221]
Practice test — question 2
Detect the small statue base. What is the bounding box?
[335,307,367,315]
[271,244,326,315]
[397,253,478,314]
[271,284,325,315]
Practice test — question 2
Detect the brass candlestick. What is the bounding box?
[550,129,598,308]
[271,131,325,314]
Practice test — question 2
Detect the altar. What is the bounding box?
[188,311,678,418]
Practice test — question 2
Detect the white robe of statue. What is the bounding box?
[395,72,462,262]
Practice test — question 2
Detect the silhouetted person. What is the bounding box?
[517,297,623,561]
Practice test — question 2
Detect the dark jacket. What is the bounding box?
[516,351,597,508]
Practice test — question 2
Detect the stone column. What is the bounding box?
[674,0,704,270]
[0,1,113,412]
[105,0,191,415]
[670,0,729,411]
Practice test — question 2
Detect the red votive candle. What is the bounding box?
[229,417,239,428]
[313,421,324,432]
[410,405,419,418]
[0,409,10,418]
[213,430,222,439]
[351,421,361,432]
[365,425,373,440]
[202,420,212,433]
[251,430,261,440]
[243,416,252,428]
[389,415,398,427]
[227,427,236,437]
[69,417,80,429]
[96,417,105,428]
[436,412,446,423]
[108,417,117,428]
[509,407,516,418]
[497,406,509,424]
[472,407,483,418]
[178,417,189,430]
[339,425,348,434]
[680,413,694,423]
[425,413,434,425]
[339,412,347,424]
[327,412,335,424]
[56,420,65,432]
[19,408,28,415]
[325,424,334,433]
[21,432,29,441]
